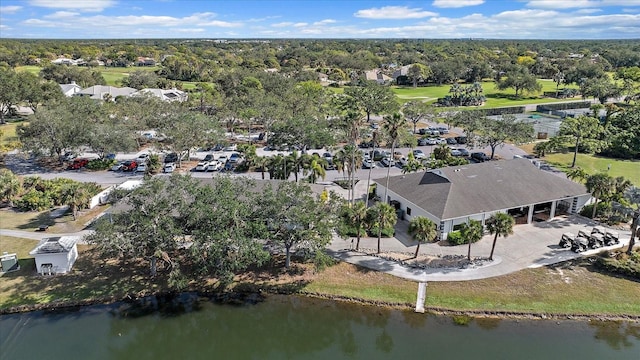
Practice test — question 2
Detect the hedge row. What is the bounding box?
[536,101,592,112]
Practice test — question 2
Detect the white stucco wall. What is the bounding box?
[34,245,78,274]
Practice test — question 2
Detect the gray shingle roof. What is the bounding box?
[375,158,589,220]
[76,85,137,100]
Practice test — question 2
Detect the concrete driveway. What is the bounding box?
[327,214,633,282]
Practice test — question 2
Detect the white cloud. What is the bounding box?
[22,12,243,29]
[575,8,603,13]
[0,24,9,30]
[0,5,22,14]
[432,0,484,8]
[293,22,308,27]
[173,28,205,33]
[526,0,640,8]
[354,6,437,19]
[29,0,116,12]
[313,19,336,25]
[272,22,293,27]
[44,11,80,19]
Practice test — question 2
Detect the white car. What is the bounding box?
[380,157,395,167]
[450,148,462,157]
[363,158,376,169]
[163,162,176,173]
[136,163,147,173]
[435,138,447,144]
[217,155,228,164]
[397,157,408,166]
[412,150,426,159]
[195,161,209,171]
[110,161,125,171]
[224,144,237,151]
[207,160,222,171]
[136,153,150,164]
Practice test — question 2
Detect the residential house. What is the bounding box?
[75,85,137,101]
[133,88,188,102]
[374,159,591,240]
[364,70,391,85]
[29,236,80,275]
[136,57,157,66]
[59,81,82,97]
[392,65,412,81]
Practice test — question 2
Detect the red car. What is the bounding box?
[68,158,89,170]
[122,160,138,171]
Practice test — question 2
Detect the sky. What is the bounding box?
[0,0,639,39]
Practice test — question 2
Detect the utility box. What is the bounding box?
[0,252,20,273]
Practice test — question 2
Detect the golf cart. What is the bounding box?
[572,231,590,253]
[604,230,620,246]
[559,232,576,248]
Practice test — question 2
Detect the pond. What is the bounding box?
[1,294,639,360]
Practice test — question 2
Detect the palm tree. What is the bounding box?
[254,156,269,179]
[367,202,397,254]
[345,201,368,251]
[0,169,22,207]
[408,216,437,258]
[585,173,614,219]
[460,220,484,261]
[625,187,640,255]
[382,113,406,201]
[566,167,588,183]
[60,183,91,221]
[306,157,326,184]
[485,213,515,261]
[401,151,425,174]
[365,130,378,208]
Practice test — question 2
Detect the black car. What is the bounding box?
[454,136,468,144]
[164,152,179,163]
[446,138,457,145]
[471,152,491,162]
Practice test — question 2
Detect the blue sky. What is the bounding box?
[1,0,639,39]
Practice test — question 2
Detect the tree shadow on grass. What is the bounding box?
[15,210,56,231]
[485,93,539,101]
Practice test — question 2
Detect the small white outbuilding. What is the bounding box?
[29,236,80,275]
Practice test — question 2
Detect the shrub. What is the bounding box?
[595,250,640,280]
[86,158,116,171]
[368,225,395,238]
[447,230,465,245]
[579,202,611,219]
[15,189,53,211]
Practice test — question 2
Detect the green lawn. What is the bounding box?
[1,122,20,143]
[543,153,640,186]
[16,65,161,86]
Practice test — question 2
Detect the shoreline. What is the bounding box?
[2,287,639,323]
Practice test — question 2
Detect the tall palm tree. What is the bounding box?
[345,201,368,251]
[254,156,269,180]
[486,213,515,261]
[306,157,326,184]
[408,216,437,258]
[382,113,406,201]
[461,220,484,261]
[566,167,588,183]
[367,202,397,254]
[585,173,614,219]
[365,130,378,208]
[0,169,22,207]
[60,183,91,221]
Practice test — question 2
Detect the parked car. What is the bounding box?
[110,161,125,171]
[217,155,228,164]
[136,153,150,164]
[206,160,222,172]
[363,158,376,169]
[450,148,463,157]
[105,153,116,160]
[135,163,147,173]
[163,162,176,173]
[446,138,458,145]
[471,152,491,162]
[437,126,449,134]
[202,154,215,162]
[164,152,178,163]
[435,138,447,144]
[195,160,209,171]
[61,151,76,162]
[122,160,138,171]
[229,153,243,164]
[454,136,468,144]
[380,157,395,167]
[412,149,426,159]
[68,158,89,170]
[457,148,470,157]
[372,150,386,161]
[418,128,428,135]
[397,157,408,166]
[224,144,237,152]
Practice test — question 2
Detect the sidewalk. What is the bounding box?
[326,215,633,282]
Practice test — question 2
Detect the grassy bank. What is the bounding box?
[2,236,639,317]
[543,153,640,186]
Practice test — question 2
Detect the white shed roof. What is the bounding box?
[29,236,79,255]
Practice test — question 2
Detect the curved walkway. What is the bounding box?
[326,214,633,282]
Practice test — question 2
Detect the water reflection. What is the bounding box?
[1,295,639,360]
